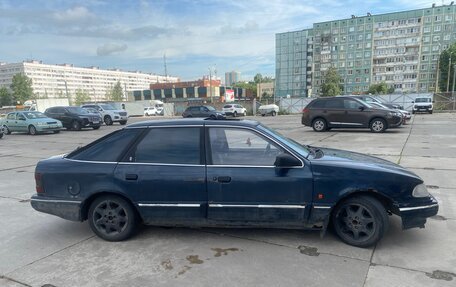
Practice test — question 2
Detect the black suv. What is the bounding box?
[182,105,225,119]
[302,97,403,133]
[45,106,102,131]
[349,95,403,110]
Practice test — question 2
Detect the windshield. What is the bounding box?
[257,124,310,158]
[67,107,88,114]
[24,112,47,119]
[100,104,116,110]
[415,98,432,103]
[205,106,216,111]
[370,102,389,109]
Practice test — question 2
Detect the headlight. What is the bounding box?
[412,184,430,197]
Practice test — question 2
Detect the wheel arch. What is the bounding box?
[332,189,396,217]
[80,191,143,222]
[369,117,388,129]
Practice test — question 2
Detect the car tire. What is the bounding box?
[119,120,127,125]
[93,126,101,130]
[261,114,265,117]
[4,125,11,135]
[88,195,138,242]
[272,111,277,116]
[28,125,37,135]
[234,111,238,117]
[104,116,113,126]
[312,118,327,132]
[370,118,386,133]
[332,196,389,248]
[0,132,3,139]
[53,130,60,134]
[429,110,433,114]
[71,120,81,131]
[412,111,415,114]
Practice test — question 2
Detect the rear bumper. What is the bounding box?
[399,197,439,229]
[31,195,82,221]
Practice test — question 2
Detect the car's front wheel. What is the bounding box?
[233,111,238,117]
[370,118,386,133]
[88,195,138,241]
[332,196,389,247]
[28,125,37,135]
[312,118,327,132]
[93,126,100,130]
[104,116,113,126]
[71,120,81,131]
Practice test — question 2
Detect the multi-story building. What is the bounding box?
[225,71,241,86]
[276,4,456,97]
[0,60,178,101]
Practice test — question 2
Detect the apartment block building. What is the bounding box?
[225,71,241,86]
[0,60,178,101]
[276,4,456,97]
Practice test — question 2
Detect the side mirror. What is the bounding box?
[358,106,365,111]
[274,153,301,168]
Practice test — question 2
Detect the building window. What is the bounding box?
[423,27,431,33]
[435,15,442,22]
[434,25,441,32]
[444,34,451,41]
[445,15,452,21]
[349,26,355,32]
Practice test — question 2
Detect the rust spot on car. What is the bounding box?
[160,259,173,270]
[298,245,320,256]
[186,255,204,264]
[211,248,239,257]
[425,270,456,281]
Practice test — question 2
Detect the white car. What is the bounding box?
[258,104,279,116]
[144,107,158,116]
[222,104,246,117]
[81,103,128,125]
[412,97,433,114]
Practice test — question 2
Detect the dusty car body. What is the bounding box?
[31,119,438,247]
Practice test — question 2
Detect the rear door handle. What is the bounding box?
[216,176,231,183]
[125,174,138,180]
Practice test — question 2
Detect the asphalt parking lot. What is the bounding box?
[0,113,455,287]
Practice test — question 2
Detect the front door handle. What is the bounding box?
[125,174,138,180]
[216,176,231,183]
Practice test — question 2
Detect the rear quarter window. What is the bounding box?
[68,129,142,162]
[308,100,325,108]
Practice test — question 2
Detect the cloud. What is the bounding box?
[52,6,96,23]
[97,43,128,56]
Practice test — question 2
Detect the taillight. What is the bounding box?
[303,108,309,114]
[35,172,44,193]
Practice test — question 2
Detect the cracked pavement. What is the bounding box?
[0,113,455,286]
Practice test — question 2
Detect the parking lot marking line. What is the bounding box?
[397,115,416,165]
[0,275,32,287]
[0,164,37,172]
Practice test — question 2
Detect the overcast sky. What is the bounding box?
[0,0,436,81]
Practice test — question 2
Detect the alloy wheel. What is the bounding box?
[92,200,128,236]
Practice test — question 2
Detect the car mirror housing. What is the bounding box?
[274,153,301,168]
[359,106,365,111]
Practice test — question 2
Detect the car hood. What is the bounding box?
[310,147,420,179]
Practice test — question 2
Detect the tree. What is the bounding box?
[10,73,33,104]
[110,81,124,101]
[0,87,14,107]
[74,89,91,105]
[439,43,456,92]
[233,81,257,97]
[367,82,389,95]
[320,67,342,97]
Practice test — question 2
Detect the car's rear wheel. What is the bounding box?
[312,118,327,132]
[93,126,100,130]
[28,125,37,135]
[88,195,138,241]
[332,196,389,248]
[272,111,277,116]
[4,125,11,134]
[71,120,81,131]
[104,116,113,126]
[370,118,386,133]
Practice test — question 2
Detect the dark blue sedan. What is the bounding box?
[31,119,438,247]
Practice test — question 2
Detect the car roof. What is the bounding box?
[126,118,260,128]
[314,96,362,101]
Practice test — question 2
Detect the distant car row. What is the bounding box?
[181,104,247,119]
[1,103,128,136]
[301,96,432,133]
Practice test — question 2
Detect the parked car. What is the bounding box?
[182,105,225,119]
[45,106,101,131]
[412,97,434,114]
[348,95,404,110]
[302,97,403,133]
[30,118,438,247]
[1,111,63,135]
[144,106,158,116]
[81,103,128,125]
[369,102,411,124]
[258,104,279,116]
[222,104,247,117]
[82,107,103,119]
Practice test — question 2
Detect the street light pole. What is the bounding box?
[452,64,456,98]
[447,56,452,92]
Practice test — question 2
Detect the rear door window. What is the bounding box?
[324,99,343,109]
[7,113,16,120]
[131,127,201,164]
[309,100,325,108]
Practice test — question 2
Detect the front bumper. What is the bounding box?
[388,115,403,128]
[413,106,433,112]
[31,195,82,221]
[113,115,128,122]
[399,196,439,229]
[36,125,62,132]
